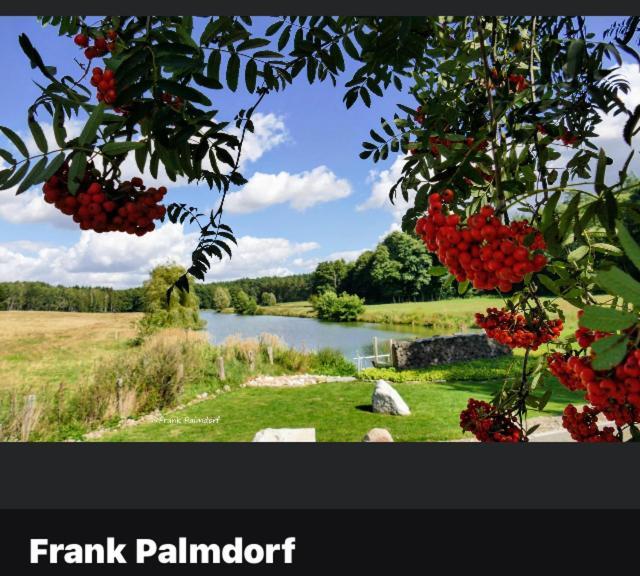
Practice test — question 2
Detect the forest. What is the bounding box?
[0,232,453,311]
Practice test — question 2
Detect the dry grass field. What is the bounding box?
[0,311,142,391]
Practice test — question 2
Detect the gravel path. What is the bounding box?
[245,374,357,388]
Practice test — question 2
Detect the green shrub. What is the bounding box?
[312,291,365,322]
[139,264,205,334]
[310,348,357,376]
[212,286,232,311]
[234,290,259,315]
[260,291,277,306]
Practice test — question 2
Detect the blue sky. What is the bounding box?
[0,16,637,288]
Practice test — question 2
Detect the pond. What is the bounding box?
[200,311,464,366]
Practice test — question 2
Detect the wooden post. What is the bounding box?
[116,378,124,416]
[56,382,66,423]
[373,337,379,363]
[217,356,226,381]
[176,363,185,383]
[389,340,396,368]
[249,351,256,372]
[21,394,38,441]
[267,346,274,365]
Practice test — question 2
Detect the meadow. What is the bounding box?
[0,303,586,442]
[264,296,583,332]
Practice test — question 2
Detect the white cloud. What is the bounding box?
[0,223,320,288]
[357,155,416,237]
[205,236,319,280]
[328,249,367,262]
[235,113,289,168]
[595,63,640,141]
[224,166,352,214]
[0,112,289,227]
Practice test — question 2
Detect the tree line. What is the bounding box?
[0,232,456,313]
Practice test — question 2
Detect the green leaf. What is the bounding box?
[67,152,87,195]
[537,274,561,296]
[16,156,47,194]
[236,38,270,51]
[28,116,48,154]
[567,245,589,262]
[623,105,640,146]
[0,161,29,191]
[591,334,629,370]
[457,279,470,295]
[541,190,561,231]
[592,243,623,256]
[596,266,640,307]
[207,50,221,82]
[579,305,637,332]
[245,58,257,93]
[595,148,607,194]
[101,141,146,156]
[617,219,640,272]
[135,145,147,173]
[277,25,291,51]
[38,152,66,183]
[0,126,29,158]
[566,38,585,79]
[429,266,448,277]
[78,103,105,147]
[342,35,360,60]
[226,53,240,92]
[52,103,67,147]
[156,80,212,106]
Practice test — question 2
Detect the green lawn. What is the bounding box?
[98,357,585,442]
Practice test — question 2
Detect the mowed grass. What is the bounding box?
[0,311,142,391]
[99,370,584,442]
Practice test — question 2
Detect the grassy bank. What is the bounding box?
[264,297,582,333]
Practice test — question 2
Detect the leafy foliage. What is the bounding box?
[312,291,365,322]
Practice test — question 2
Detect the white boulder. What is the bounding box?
[371,380,411,416]
[363,428,394,442]
[252,428,316,442]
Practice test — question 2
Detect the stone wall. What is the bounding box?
[391,332,511,370]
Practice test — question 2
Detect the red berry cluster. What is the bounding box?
[160,92,184,111]
[410,129,488,158]
[562,405,619,443]
[90,67,117,105]
[415,191,548,292]
[547,316,640,428]
[536,124,580,147]
[74,29,117,60]
[475,307,563,350]
[459,399,525,442]
[508,73,528,93]
[42,166,166,236]
[490,68,529,93]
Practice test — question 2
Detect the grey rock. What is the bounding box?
[363,428,394,442]
[372,380,411,416]
[252,428,316,442]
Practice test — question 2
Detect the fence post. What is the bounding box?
[373,337,379,363]
[217,356,226,381]
[249,351,256,371]
[176,363,185,383]
[267,346,274,365]
[21,394,38,441]
[389,340,396,368]
[116,378,124,416]
[56,382,66,423]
